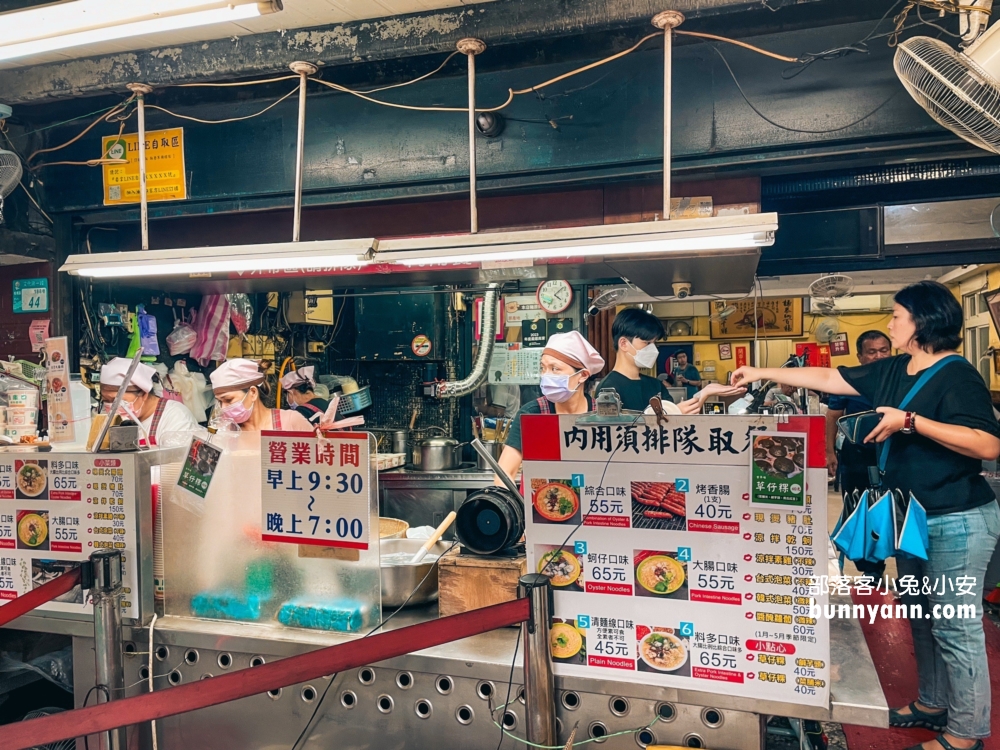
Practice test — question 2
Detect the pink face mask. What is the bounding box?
[221,391,254,424]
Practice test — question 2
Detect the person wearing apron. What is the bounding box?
[99,358,199,447]
[280,366,330,426]
[209,358,312,433]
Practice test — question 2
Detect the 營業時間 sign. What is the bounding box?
[102,128,186,206]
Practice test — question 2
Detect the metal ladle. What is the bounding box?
[471,438,523,502]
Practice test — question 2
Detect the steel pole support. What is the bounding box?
[126,83,153,249]
[91,549,125,750]
[457,38,486,234]
[519,573,556,747]
[651,11,684,221]
[289,61,318,242]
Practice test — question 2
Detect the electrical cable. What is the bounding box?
[289,540,460,750]
[713,45,900,134]
[360,51,461,93]
[26,95,135,164]
[175,74,299,88]
[676,29,798,62]
[144,86,300,125]
[149,613,159,750]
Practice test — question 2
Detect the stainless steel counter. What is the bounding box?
[132,594,885,727]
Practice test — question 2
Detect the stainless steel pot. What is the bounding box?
[380,538,451,607]
[390,429,409,456]
[419,437,461,472]
[475,441,504,470]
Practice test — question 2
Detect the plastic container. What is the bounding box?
[7,389,38,409]
[5,408,37,427]
[4,426,36,440]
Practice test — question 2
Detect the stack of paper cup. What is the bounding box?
[155,462,184,603]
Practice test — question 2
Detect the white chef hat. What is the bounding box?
[280,366,315,391]
[542,331,605,375]
[210,358,265,395]
[100,358,156,393]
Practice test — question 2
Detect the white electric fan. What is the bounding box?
[895,7,1000,154]
[809,274,854,314]
[0,147,21,226]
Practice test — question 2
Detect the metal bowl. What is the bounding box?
[380,538,451,608]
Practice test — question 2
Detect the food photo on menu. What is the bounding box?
[32,559,83,604]
[549,619,587,665]
[630,480,687,530]
[636,625,691,676]
[17,510,49,551]
[15,461,48,500]
[530,478,581,525]
[633,549,688,600]
[535,545,584,592]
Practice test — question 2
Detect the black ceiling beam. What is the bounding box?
[0,0,830,105]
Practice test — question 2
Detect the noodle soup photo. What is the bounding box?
[535,545,584,592]
[633,550,687,600]
[17,510,49,551]
[15,460,47,501]
[529,478,581,526]
[549,619,587,665]
[636,625,690,676]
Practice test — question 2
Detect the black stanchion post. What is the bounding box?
[519,573,556,747]
[91,549,126,750]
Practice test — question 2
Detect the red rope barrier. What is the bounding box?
[0,596,530,750]
[0,567,82,629]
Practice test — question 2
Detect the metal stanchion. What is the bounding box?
[519,573,556,747]
[289,61,318,242]
[126,83,153,250]
[651,11,684,221]
[457,37,486,234]
[91,549,126,750]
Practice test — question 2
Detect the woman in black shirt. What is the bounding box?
[733,281,1000,750]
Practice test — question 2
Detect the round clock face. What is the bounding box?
[537,280,573,315]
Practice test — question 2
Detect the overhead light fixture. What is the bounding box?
[0,0,282,63]
[376,214,777,267]
[60,238,374,279]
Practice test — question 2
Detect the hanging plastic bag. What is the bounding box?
[126,313,143,359]
[228,294,253,336]
[137,305,160,356]
[190,296,231,366]
[167,360,211,422]
[166,308,198,356]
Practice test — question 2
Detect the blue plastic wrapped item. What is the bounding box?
[191,591,273,621]
[277,598,365,632]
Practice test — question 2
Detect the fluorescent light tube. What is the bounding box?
[0,1,277,63]
[388,233,770,267]
[77,255,369,278]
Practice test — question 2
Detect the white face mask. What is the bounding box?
[629,341,659,370]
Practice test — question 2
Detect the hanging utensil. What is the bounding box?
[409,511,457,564]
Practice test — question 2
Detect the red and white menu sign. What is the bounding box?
[522,414,830,708]
[44,336,74,443]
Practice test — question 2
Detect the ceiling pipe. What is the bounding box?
[126,82,153,250]
[652,10,684,222]
[432,283,499,399]
[289,61,317,242]
[457,38,486,234]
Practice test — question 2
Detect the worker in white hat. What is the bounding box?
[210,358,311,432]
[100,358,199,447]
[496,331,606,482]
[280,366,330,426]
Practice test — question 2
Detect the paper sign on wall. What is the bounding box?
[102,128,186,206]
[29,321,49,353]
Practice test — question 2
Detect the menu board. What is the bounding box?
[0,455,138,619]
[487,343,543,385]
[522,415,829,708]
[260,432,372,550]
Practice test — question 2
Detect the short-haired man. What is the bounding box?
[671,350,702,399]
[825,330,892,580]
[596,308,675,412]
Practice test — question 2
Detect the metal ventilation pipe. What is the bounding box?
[433,283,499,398]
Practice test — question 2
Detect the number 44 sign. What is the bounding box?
[260,432,372,550]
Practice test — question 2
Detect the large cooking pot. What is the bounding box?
[419,437,462,472]
[380,538,451,607]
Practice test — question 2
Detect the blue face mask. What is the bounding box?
[540,371,582,404]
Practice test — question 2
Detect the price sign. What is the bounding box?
[12,278,48,314]
[260,432,371,549]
